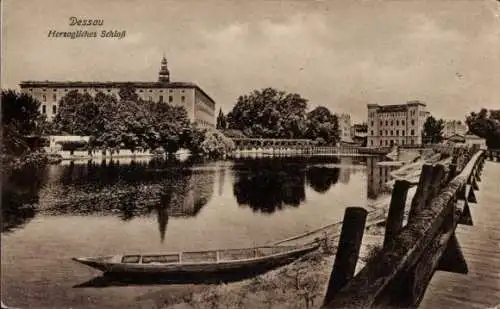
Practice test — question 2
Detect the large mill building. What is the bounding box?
[19,57,216,128]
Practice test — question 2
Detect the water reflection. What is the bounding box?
[2,156,365,241]
[366,156,398,199]
[43,159,215,221]
[232,157,343,213]
[1,166,47,232]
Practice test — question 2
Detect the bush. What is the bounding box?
[200,130,235,158]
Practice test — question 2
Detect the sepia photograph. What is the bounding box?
[1,0,500,308]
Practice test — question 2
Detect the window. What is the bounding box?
[396,120,399,126]
[53,89,57,92]
[379,130,382,136]
[402,130,405,136]
[385,121,388,126]
[390,121,393,126]
[385,140,388,146]
[411,120,415,126]
[390,140,394,146]
[411,139,414,145]
[371,140,374,146]
[43,95,46,101]
[371,130,374,136]
[149,90,152,92]
[159,95,163,103]
[402,120,405,126]
[42,105,46,114]
[385,130,388,135]
[181,96,185,103]
[380,140,383,146]
[396,130,399,136]
[411,129,415,136]
[380,121,383,126]
[52,105,57,114]
[371,121,374,126]
[53,94,57,101]
[390,130,393,136]
[169,96,173,102]
[139,90,144,92]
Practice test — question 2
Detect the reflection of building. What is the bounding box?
[443,120,468,138]
[338,114,353,143]
[165,171,215,217]
[19,57,215,128]
[338,157,352,184]
[367,156,397,199]
[367,101,430,147]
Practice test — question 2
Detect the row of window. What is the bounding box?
[33,88,185,93]
[369,129,415,136]
[41,105,57,114]
[370,119,417,127]
[158,95,185,103]
[369,139,416,146]
[41,94,187,104]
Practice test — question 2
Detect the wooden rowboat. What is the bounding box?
[72,243,319,275]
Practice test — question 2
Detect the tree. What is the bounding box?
[466,108,500,148]
[422,116,444,144]
[226,87,308,138]
[305,106,339,145]
[1,90,46,155]
[148,102,191,154]
[118,84,140,102]
[216,108,227,130]
[52,90,105,135]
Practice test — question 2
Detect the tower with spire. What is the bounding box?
[158,55,170,83]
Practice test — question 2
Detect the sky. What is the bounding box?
[2,0,499,123]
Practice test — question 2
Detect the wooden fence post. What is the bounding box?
[408,164,435,222]
[323,207,368,305]
[383,180,411,250]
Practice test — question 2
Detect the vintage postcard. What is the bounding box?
[2,0,499,308]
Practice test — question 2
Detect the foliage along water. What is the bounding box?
[1,155,393,309]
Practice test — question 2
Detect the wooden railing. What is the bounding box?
[321,146,485,308]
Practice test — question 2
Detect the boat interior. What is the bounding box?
[119,245,304,264]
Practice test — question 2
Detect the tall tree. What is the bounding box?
[52,90,102,135]
[148,102,191,153]
[216,108,227,130]
[305,106,338,145]
[226,87,308,138]
[422,116,445,144]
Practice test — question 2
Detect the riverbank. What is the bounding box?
[0,151,52,173]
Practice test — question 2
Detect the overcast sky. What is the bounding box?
[2,0,499,123]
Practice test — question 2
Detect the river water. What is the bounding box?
[1,155,393,309]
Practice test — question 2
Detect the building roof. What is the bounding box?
[367,100,427,112]
[19,80,215,103]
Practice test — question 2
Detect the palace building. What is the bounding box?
[367,101,430,147]
[19,57,216,128]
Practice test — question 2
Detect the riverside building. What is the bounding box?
[19,57,215,128]
[367,101,430,147]
[338,113,353,143]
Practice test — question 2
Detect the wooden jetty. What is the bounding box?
[320,145,500,309]
[419,157,500,309]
